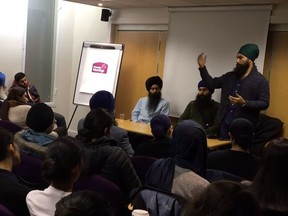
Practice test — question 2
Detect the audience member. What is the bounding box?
[134,114,174,158]
[250,137,288,214]
[76,108,141,202]
[0,86,31,127]
[207,118,259,180]
[197,43,269,139]
[78,90,134,156]
[146,120,209,200]
[0,128,31,216]
[55,190,113,216]
[11,72,67,135]
[131,76,169,124]
[14,103,58,159]
[11,72,40,104]
[26,136,83,216]
[182,180,260,216]
[179,80,220,137]
[0,72,7,104]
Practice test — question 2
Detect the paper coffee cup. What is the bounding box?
[132,209,149,216]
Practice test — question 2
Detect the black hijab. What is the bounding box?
[173,120,207,177]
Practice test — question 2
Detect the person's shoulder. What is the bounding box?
[112,125,127,134]
[160,97,169,104]
[208,149,230,158]
[210,99,220,105]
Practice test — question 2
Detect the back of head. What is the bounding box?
[182,180,260,216]
[26,103,54,132]
[55,190,113,216]
[0,72,6,87]
[7,87,26,102]
[145,76,163,91]
[238,43,259,62]
[172,120,207,177]
[252,137,288,212]
[14,72,26,82]
[0,87,27,120]
[229,118,254,150]
[0,128,14,161]
[150,114,171,139]
[78,108,113,141]
[89,90,115,113]
[42,136,82,185]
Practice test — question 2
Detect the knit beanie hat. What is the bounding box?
[150,114,171,138]
[89,90,115,112]
[238,43,259,61]
[26,103,54,132]
[0,72,6,87]
[197,80,214,94]
[229,118,254,149]
[145,76,163,91]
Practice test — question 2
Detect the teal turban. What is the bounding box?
[238,43,259,61]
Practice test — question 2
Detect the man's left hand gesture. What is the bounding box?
[229,93,246,106]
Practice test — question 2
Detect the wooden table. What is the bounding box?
[116,119,231,149]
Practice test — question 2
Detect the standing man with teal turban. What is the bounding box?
[197,44,270,139]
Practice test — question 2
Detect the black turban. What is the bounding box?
[145,76,163,91]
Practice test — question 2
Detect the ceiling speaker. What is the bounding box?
[101,9,112,22]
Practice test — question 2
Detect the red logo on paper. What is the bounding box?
[92,62,108,74]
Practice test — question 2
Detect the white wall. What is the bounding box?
[0,0,28,85]
[54,1,111,135]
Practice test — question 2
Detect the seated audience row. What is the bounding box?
[0,72,67,135]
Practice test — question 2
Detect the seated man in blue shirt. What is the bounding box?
[131,76,169,124]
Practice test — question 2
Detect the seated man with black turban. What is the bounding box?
[131,76,170,124]
[179,80,220,138]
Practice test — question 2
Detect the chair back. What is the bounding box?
[131,156,157,184]
[12,152,47,189]
[130,186,182,216]
[0,120,22,134]
[74,175,122,216]
[0,204,15,216]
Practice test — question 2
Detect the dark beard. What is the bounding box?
[194,94,212,109]
[233,62,250,79]
[148,92,161,112]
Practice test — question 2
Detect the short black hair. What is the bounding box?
[42,136,82,184]
[79,108,113,141]
[55,190,113,216]
[14,72,26,82]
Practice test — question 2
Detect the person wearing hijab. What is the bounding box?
[131,76,169,124]
[0,87,31,128]
[197,44,269,139]
[134,114,174,158]
[145,120,209,200]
